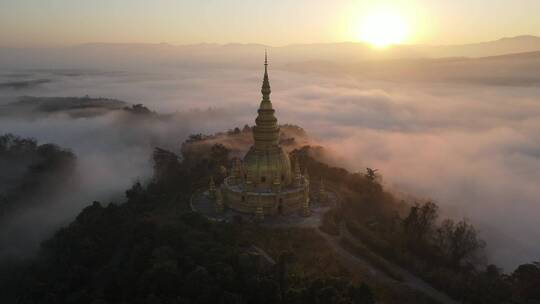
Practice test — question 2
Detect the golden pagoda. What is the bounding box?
[220,52,310,217]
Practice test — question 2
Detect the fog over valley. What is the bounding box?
[1,38,540,270]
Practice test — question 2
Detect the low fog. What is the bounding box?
[1,42,539,270]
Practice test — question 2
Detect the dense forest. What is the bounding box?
[0,134,76,218]
[0,130,377,304]
[0,127,539,304]
[296,146,540,304]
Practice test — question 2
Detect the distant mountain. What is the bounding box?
[276,36,540,61]
[410,35,540,58]
[286,49,540,87]
[1,36,539,70]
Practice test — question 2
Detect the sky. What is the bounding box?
[1,0,540,47]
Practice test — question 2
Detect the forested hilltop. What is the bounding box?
[0,134,76,218]
[1,126,539,304]
[0,96,161,119]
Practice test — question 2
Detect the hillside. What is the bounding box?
[1,128,539,304]
[0,134,76,219]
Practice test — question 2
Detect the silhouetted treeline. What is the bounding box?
[3,133,538,303]
[0,134,76,217]
[0,140,376,304]
[123,104,155,116]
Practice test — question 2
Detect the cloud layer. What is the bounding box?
[1,52,539,270]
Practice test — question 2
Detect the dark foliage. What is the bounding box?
[1,96,126,116]
[0,142,375,304]
[3,136,537,304]
[123,104,155,116]
[294,145,540,304]
[0,133,76,217]
[511,262,540,302]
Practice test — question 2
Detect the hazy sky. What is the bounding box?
[1,0,540,47]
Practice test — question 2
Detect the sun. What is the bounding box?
[357,9,409,48]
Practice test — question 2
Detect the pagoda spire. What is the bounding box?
[253,51,280,151]
[261,49,271,101]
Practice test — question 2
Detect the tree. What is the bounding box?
[365,168,378,182]
[402,201,439,245]
[363,168,383,201]
[124,104,153,115]
[463,264,511,304]
[434,219,486,269]
[348,283,375,304]
[126,181,145,202]
[152,147,181,184]
[210,143,230,167]
[511,262,540,301]
[277,251,296,300]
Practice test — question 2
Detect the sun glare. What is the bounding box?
[358,9,409,48]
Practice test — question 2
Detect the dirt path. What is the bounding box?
[196,187,459,303]
[320,222,459,304]
[317,228,394,282]
[271,212,459,303]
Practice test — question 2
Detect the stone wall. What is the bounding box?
[222,177,308,215]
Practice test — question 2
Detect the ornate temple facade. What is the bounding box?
[217,54,310,219]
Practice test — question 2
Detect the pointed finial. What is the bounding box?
[261,51,271,100]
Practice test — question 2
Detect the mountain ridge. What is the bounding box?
[2,35,540,70]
